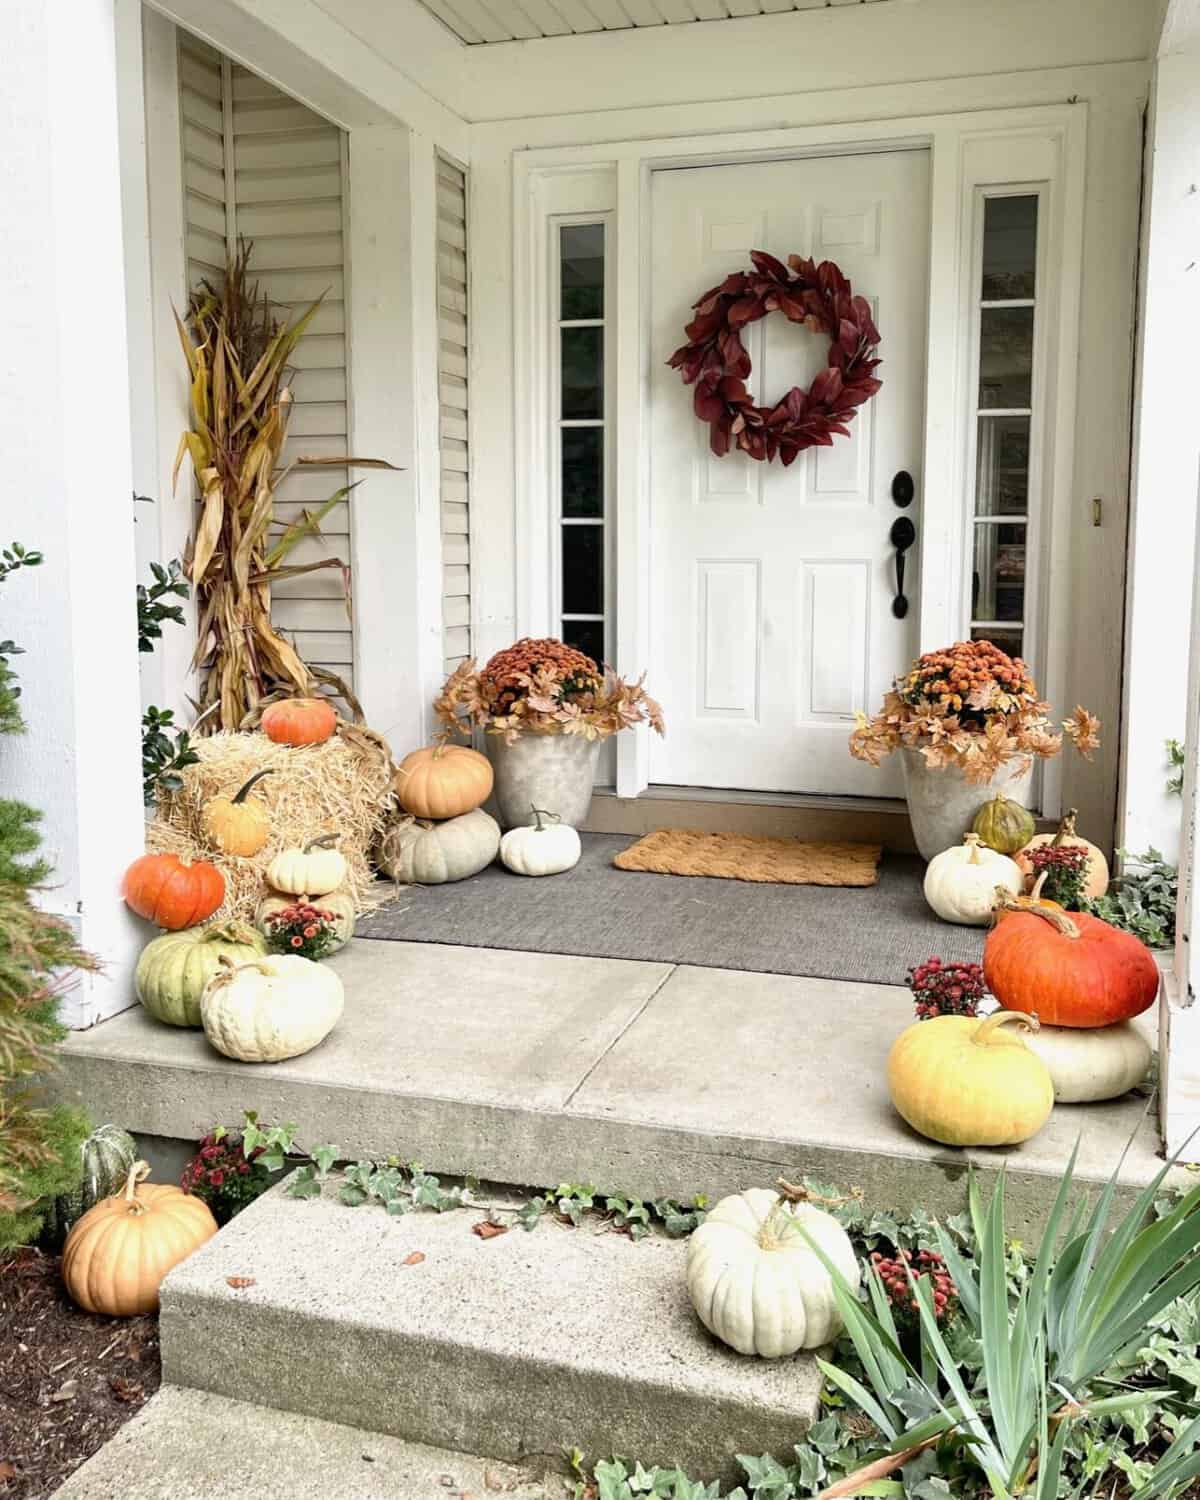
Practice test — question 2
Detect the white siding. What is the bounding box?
[176,37,354,687]
[439,155,472,675]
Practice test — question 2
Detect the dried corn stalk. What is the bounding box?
[175,243,395,731]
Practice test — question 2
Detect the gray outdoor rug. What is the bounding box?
[356,833,985,986]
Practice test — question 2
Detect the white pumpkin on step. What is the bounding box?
[377,808,501,885]
[924,833,1023,926]
[686,1188,859,1357]
[1022,1021,1152,1103]
[200,954,344,1063]
[499,807,581,877]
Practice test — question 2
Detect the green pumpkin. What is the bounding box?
[40,1124,138,1249]
[971,793,1036,856]
[136,921,268,1027]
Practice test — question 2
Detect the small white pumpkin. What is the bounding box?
[924,833,1023,926]
[686,1187,860,1357]
[200,955,344,1063]
[1022,1021,1152,1103]
[499,806,581,877]
[378,808,500,885]
[266,836,348,897]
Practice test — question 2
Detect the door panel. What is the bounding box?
[648,151,930,797]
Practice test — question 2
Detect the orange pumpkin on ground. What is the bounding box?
[122,853,224,930]
[261,696,337,747]
[394,744,494,820]
[61,1161,217,1316]
[984,892,1159,1028]
[1014,808,1109,900]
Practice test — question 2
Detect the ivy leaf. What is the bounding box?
[338,1184,369,1208]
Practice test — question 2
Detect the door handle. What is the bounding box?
[890,515,916,619]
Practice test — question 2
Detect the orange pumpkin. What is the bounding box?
[62,1161,217,1316]
[394,744,494,820]
[261,696,337,747]
[1014,808,1109,900]
[984,893,1159,1028]
[122,853,224,930]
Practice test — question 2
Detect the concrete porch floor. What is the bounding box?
[48,938,1175,1236]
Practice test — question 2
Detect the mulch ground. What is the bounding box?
[0,1249,161,1499]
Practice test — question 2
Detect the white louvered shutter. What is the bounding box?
[438,156,472,674]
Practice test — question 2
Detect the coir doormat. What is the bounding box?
[612,828,882,886]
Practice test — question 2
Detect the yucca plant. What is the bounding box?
[175,243,394,731]
[808,1143,1200,1499]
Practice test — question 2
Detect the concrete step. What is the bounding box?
[48,939,1175,1240]
[51,1385,555,1499]
[158,1176,823,1483]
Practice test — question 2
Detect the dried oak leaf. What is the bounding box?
[226,1276,257,1289]
[472,1220,509,1241]
[402,1251,426,1267]
[109,1376,143,1404]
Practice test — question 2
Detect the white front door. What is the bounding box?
[648,150,930,798]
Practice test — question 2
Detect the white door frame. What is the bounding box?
[513,103,1087,800]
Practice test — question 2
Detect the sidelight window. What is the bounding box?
[969,193,1040,663]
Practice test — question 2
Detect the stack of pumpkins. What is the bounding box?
[125,840,347,1065]
[380,743,583,881]
[889,872,1158,1149]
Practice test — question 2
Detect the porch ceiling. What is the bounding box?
[414,0,895,45]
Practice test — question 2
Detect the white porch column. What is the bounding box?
[346,126,446,751]
[0,0,146,1026]
[1151,9,1200,1159]
[1118,31,1200,863]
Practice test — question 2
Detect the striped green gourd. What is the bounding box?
[40,1124,138,1249]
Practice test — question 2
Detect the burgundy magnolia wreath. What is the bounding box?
[667,250,882,465]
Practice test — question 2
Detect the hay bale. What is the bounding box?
[147,728,395,922]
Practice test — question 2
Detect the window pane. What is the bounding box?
[562,618,605,665]
[979,307,1034,409]
[975,415,1029,516]
[982,195,1037,300]
[561,327,603,419]
[972,522,1026,623]
[562,525,604,615]
[561,224,604,320]
[562,427,604,518]
[971,625,1023,657]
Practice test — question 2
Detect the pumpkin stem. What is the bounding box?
[962,832,985,864]
[757,1196,800,1251]
[202,921,258,945]
[1051,809,1079,848]
[991,888,1081,938]
[1029,872,1049,903]
[231,769,274,804]
[303,835,339,853]
[973,1009,1040,1045]
[529,806,560,832]
[122,1160,152,1214]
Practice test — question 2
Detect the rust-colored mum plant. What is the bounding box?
[435,637,665,744]
[849,639,1100,783]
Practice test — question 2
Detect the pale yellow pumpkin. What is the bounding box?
[201,770,274,856]
[887,1010,1054,1146]
[61,1161,217,1316]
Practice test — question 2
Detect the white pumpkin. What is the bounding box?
[1023,1021,1152,1103]
[266,836,348,897]
[499,807,581,877]
[200,955,344,1063]
[378,808,500,885]
[686,1188,860,1357]
[924,833,1023,926]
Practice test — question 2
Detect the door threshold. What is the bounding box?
[585,785,916,851]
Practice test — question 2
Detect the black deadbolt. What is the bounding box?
[891,470,915,508]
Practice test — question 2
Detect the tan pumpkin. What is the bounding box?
[201,770,274,857]
[394,744,494,820]
[61,1161,217,1316]
[255,887,355,953]
[266,836,348,896]
[1015,809,1109,900]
